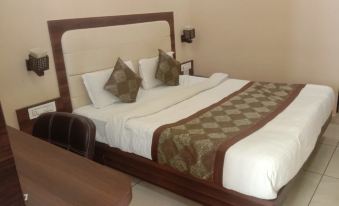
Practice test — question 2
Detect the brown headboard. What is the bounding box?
[48,12,176,112]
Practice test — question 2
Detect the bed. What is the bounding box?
[48,12,334,206]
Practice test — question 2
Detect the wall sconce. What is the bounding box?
[181,27,196,43]
[26,48,49,76]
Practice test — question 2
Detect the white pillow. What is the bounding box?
[139,52,174,90]
[82,61,135,108]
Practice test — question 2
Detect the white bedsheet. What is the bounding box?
[74,75,334,200]
[74,75,207,143]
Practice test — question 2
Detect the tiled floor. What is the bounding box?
[129,115,339,206]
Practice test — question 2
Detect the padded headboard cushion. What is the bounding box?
[61,21,171,109]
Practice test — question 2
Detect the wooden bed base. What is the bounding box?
[45,11,333,206]
[94,116,331,206]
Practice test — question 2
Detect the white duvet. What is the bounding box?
[74,74,334,200]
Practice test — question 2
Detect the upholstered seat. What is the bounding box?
[32,112,96,159]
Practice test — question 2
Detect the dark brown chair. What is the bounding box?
[32,112,96,159]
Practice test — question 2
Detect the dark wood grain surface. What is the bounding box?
[8,127,132,206]
[0,103,25,206]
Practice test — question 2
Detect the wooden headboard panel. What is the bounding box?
[48,12,176,111]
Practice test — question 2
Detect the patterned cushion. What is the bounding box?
[104,58,142,103]
[155,49,180,86]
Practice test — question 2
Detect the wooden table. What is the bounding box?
[7,127,132,206]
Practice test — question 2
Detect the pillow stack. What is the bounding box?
[155,49,180,86]
[104,58,141,103]
[82,61,136,108]
[82,49,180,107]
[139,50,180,90]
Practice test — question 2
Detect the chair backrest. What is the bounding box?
[32,112,96,159]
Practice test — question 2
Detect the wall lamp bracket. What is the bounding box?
[26,48,49,76]
[181,27,195,43]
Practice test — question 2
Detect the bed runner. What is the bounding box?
[151,81,305,185]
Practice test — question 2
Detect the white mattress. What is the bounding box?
[74,75,334,200]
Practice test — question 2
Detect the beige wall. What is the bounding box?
[191,0,339,91]
[0,0,193,127]
[1,0,339,127]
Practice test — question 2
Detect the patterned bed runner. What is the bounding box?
[151,81,305,185]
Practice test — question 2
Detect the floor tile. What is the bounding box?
[325,147,339,178]
[330,115,339,125]
[304,144,336,174]
[130,181,201,206]
[131,176,143,187]
[309,176,339,206]
[319,135,339,146]
[321,123,339,146]
[283,171,322,206]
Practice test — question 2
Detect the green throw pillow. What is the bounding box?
[155,49,180,86]
[104,58,141,103]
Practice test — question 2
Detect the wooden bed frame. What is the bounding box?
[47,12,331,206]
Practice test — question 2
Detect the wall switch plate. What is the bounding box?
[28,101,56,120]
[181,61,192,72]
[181,61,192,75]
